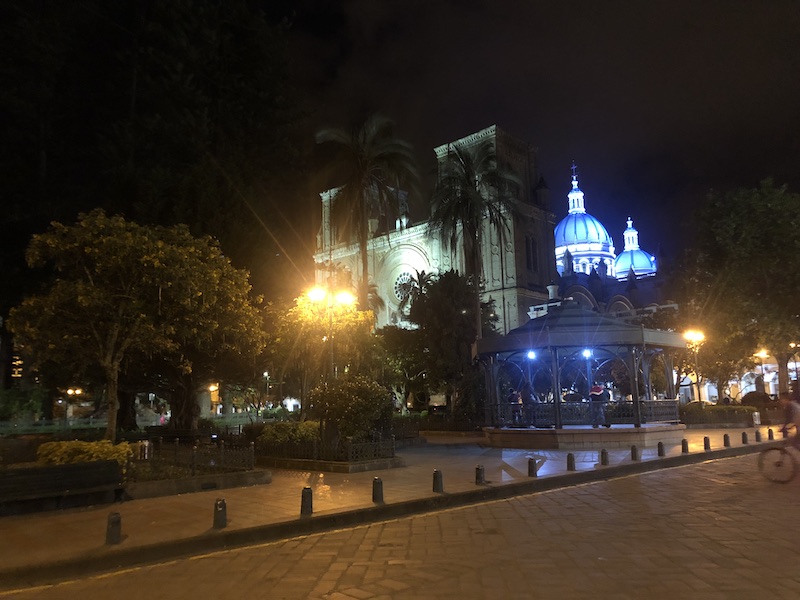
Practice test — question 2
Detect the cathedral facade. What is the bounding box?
[313,126,661,332]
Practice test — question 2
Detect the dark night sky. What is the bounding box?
[285,0,800,258]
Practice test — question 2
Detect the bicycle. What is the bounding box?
[759,440,798,483]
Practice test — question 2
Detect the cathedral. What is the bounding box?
[314,126,662,333]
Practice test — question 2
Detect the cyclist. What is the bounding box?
[779,394,800,449]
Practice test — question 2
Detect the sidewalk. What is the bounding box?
[0,426,778,589]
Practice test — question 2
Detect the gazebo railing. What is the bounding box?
[491,400,679,428]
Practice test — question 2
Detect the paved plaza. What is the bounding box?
[1,428,796,599]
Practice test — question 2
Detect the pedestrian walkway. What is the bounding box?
[0,426,778,590]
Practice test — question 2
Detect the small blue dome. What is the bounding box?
[554,213,614,248]
[615,248,657,279]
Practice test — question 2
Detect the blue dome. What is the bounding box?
[554,212,614,247]
[615,248,657,279]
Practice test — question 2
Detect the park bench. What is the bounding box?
[0,460,123,515]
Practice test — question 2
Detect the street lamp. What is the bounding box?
[754,349,769,393]
[308,285,356,378]
[683,330,705,403]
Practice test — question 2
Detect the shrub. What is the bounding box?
[36,440,133,469]
[679,403,757,425]
[257,420,320,448]
[308,375,393,442]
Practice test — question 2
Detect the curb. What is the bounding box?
[0,440,778,590]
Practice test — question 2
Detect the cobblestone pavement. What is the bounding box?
[3,452,799,600]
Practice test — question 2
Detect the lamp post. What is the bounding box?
[308,286,356,378]
[683,330,705,404]
[755,349,769,394]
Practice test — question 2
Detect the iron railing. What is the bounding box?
[258,438,396,462]
[491,400,680,428]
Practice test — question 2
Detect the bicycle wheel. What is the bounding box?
[759,448,797,483]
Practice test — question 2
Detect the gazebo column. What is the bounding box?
[642,350,653,400]
[663,352,676,399]
[552,347,563,429]
[627,346,643,427]
[484,356,497,426]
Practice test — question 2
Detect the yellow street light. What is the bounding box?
[683,330,705,403]
[308,285,356,378]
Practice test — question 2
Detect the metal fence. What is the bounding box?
[134,438,256,474]
[491,400,680,428]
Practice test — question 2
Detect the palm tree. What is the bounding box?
[428,140,520,339]
[315,115,419,308]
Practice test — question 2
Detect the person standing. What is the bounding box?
[589,384,610,428]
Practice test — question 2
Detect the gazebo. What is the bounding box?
[476,298,688,448]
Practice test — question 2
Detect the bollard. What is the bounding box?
[105,512,122,545]
[723,433,730,448]
[567,453,576,471]
[755,430,762,442]
[372,477,384,504]
[657,441,665,457]
[475,464,486,485]
[600,449,609,465]
[213,498,227,529]
[769,428,774,441]
[783,428,789,439]
[681,439,689,454]
[300,486,313,516]
[742,432,749,445]
[433,469,444,493]
[703,436,711,451]
[528,457,538,477]
[631,445,640,461]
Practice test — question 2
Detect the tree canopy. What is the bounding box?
[676,179,800,394]
[9,210,264,439]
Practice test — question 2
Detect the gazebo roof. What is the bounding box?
[477,300,686,356]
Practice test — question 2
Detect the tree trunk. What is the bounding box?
[117,389,138,432]
[104,365,120,442]
[170,371,200,430]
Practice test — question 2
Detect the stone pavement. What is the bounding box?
[0,427,782,593]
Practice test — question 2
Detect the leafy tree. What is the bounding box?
[307,375,393,443]
[428,141,520,339]
[676,180,800,393]
[315,114,419,308]
[9,210,264,440]
[264,292,379,411]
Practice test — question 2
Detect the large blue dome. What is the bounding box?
[554,212,614,247]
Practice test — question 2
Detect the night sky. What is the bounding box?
[287,0,800,258]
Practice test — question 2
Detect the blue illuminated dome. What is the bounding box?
[614,217,657,280]
[554,164,616,276]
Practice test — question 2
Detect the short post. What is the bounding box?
[213,498,227,529]
[657,441,665,457]
[600,449,609,465]
[768,428,774,441]
[723,433,730,448]
[249,442,255,469]
[681,439,689,453]
[703,436,711,451]
[783,428,789,439]
[631,445,640,461]
[742,432,749,445]
[433,469,444,493]
[372,477,384,503]
[527,457,538,477]
[220,439,225,468]
[300,486,313,516]
[755,430,762,442]
[105,512,122,545]
[475,464,486,485]
[567,453,576,471]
